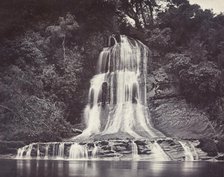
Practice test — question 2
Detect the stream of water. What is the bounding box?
[1,160,223,177]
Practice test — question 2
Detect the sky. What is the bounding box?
[188,0,224,14]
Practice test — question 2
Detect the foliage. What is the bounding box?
[179,61,221,104]
[0,13,83,141]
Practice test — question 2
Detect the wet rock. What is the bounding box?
[135,140,147,146]
[97,141,109,146]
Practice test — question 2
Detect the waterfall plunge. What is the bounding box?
[179,141,198,161]
[132,141,140,160]
[150,141,170,161]
[75,35,163,139]
[69,143,88,160]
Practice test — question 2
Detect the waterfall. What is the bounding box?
[52,143,56,157]
[69,143,89,160]
[151,141,170,161]
[131,141,139,160]
[36,144,40,159]
[190,142,199,160]
[179,141,196,161]
[15,35,204,161]
[25,144,33,158]
[92,144,98,158]
[16,146,26,158]
[44,144,49,159]
[74,35,163,139]
[58,143,65,158]
[16,144,32,159]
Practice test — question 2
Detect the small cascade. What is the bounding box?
[25,144,33,158]
[69,143,89,160]
[151,141,170,161]
[131,141,139,160]
[52,143,56,157]
[17,144,35,159]
[92,144,98,158]
[16,146,26,158]
[58,143,65,158]
[36,144,40,159]
[190,142,199,160]
[44,144,49,159]
[15,139,204,161]
[179,141,196,161]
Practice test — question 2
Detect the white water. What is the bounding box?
[92,144,98,158]
[179,141,195,161]
[69,143,88,160]
[16,143,66,159]
[132,141,140,160]
[44,144,49,159]
[74,35,163,139]
[58,143,65,158]
[36,144,40,159]
[25,144,33,158]
[151,141,170,161]
[16,146,26,158]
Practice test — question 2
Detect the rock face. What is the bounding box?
[147,67,215,139]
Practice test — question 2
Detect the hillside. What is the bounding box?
[0,0,224,149]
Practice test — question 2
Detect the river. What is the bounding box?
[0,159,223,177]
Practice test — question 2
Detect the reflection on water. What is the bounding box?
[0,159,223,177]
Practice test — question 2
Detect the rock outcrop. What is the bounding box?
[147,67,215,139]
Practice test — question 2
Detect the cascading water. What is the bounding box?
[16,146,26,158]
[179,141,198,161]
[68,143,88,160]
[36,144,40,159]
[44,144,49,159]
[150,141,170,161]
[75,35,163,139]
[58,143,65,158]
[131,141,139,160]
[25,144,33,158]
[92,144,98,159]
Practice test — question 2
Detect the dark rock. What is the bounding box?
[216,155,224,161]
[113,145,127,152]
[97,141,108,146]
[197,138,218,156]
[216,140,224,153]
[135,140,147,146]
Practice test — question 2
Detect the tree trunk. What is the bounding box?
[135,2,142,29]
[139,1,147,27]
[147,0,154,25]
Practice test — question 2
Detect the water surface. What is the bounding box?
[0,159,223,177]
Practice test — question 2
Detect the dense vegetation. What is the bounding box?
[0,0,224,142]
